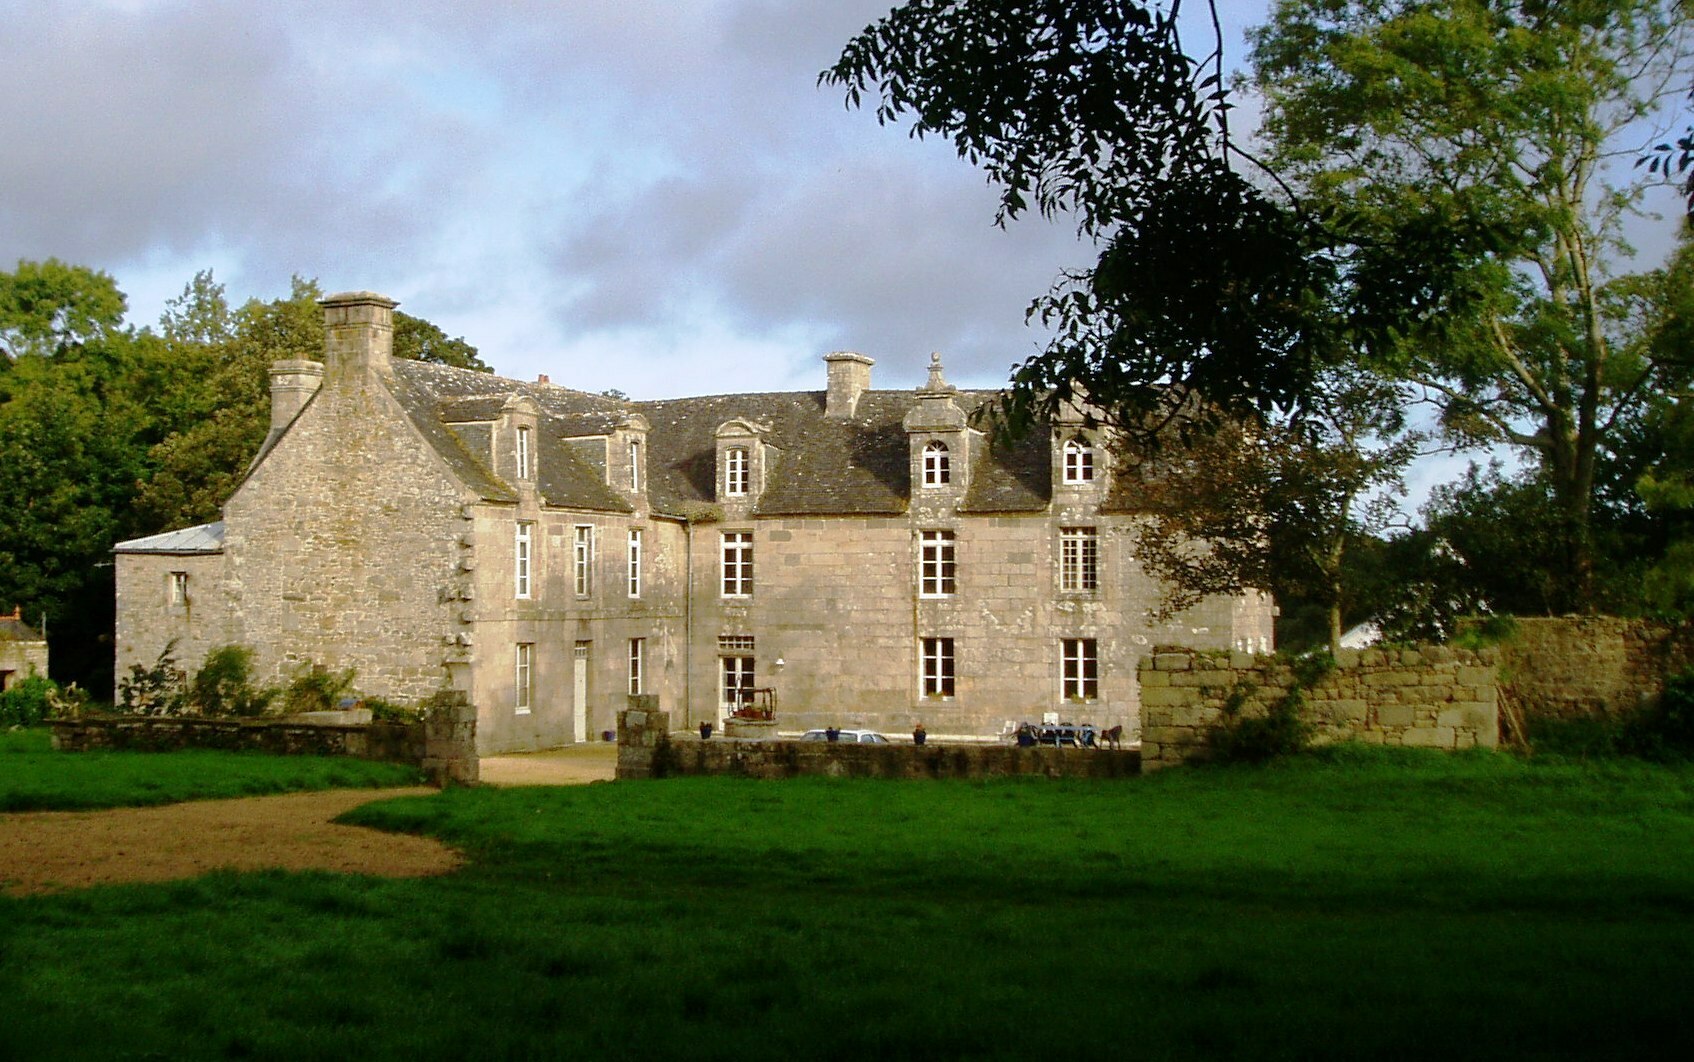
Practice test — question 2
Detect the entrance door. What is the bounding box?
[573,642,590,742]
[719,656,754,724]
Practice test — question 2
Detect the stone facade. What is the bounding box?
[1471,616,1694,723]
[0,606,49,690]
[115,290,1272,754]
[1139,645,1499,769]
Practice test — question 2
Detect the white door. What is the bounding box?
[573,642,590,742]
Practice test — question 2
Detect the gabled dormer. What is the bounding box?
[903,353,969,502]
[610,413,650,505]
[1052,391,1107,499]
[498,394,541,492]
[715,418,773,508]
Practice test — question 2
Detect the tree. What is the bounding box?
[1250,0,1693,611]
[0,259,127,361]
[1131,368,1419,653]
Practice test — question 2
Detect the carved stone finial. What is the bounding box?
[924,352,949,392]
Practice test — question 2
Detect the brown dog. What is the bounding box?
[1100,724,1123,750]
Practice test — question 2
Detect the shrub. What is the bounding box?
[364,697,421,723]
[186,646,277,718]
[1205,652,1332,765]
[0,675,56,727]
[280,663,358,715]
[118,642,187,716]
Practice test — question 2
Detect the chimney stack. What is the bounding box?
[823,352,874,419]
[319,290,398,382]
[267,359,325,434]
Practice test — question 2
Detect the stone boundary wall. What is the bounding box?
[1469,616,1694,723]
[616,709,1140,780]
[48,692,479,787]
[1139,645,1498,770]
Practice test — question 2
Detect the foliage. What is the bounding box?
[185,645,276,718]
[0,258,128,360]
[1251,0,1694,611]
[1204,652,1331,764]
[1131,367,1418,651]
[1451,614,1519,652]
[364,697,421,724]
[116,641,186,716]
[0,726,420,812]
[280,663,359,716]
[0,674,57,728]
[394,312,490,371]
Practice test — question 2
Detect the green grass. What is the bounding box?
[0,727,423,811]
[5,746,1694,1058]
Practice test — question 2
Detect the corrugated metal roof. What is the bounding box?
[113,521,225,555]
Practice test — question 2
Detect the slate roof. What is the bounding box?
[113,522,226,555]
[0,612,45,643]
[324,359,1060,519]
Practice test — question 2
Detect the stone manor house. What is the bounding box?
[113,292,1273,753]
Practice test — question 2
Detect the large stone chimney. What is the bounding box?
[267,359,324,435]
[319,290,398,382]
[823,351,874,419]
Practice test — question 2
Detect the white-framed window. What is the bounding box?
[922,440,950,487]
[629,439,642,492]
[1060,527,1099,593]
[628,637,645,696]
[574,525,594,597]
[921,637,955,698]
[725,447,749,497]
[514,522,534,599]
[1063,437,1095,483]
[1063,638,1098,701]
[627,528,643,599]
[515,642,534,714]
[168,571,189,606]
[721,531,753,597]
[720,655,755,712]
[516,426,532,480]
[919,530,957,597]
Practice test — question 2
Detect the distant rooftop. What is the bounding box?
[113,521,225,555]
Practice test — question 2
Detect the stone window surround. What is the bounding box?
[724,447,750,497]
[1062,637,1098,701]
[922,439,951,487]
[919,529,957,598]
[721,531,753,598]
[168,570,189,607]
[516,425,532,480]
[574,525,595,598]
[514,522,534,599]
[1063,437,1095,484]
[1060,527,1099,593]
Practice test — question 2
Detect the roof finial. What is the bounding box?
[924,351,948,392]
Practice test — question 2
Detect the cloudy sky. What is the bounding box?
[0,0,1287,399]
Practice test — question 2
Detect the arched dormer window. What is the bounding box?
[725,447,750,497]
[515,426,533,480]
[923,440,951,487]
[1063,437,1095,484]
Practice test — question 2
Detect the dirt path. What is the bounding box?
[0,747,619,897]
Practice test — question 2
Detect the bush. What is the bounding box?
[1205,652,1332,765]
[0,675,56,727]
[280,663,358,715]
[186,646,277,718]
[1528,668,1694,762]
[118,642,187,716]
[364,697,421,723]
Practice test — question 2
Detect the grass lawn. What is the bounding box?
[4,746,1694,1059]
[0,727,423,811]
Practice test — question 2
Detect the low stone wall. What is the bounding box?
[48,691,479,787]
[1139,645,1499,770]
[616,709,1139,780]
[1472,616,1694,723]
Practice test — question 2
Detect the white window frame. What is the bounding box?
[516,426,532,480]
[721,531,753,598]
[515,642,534,714]
[1063,638,1099,701]
[720,655,755,712]
[1060,527,1099,593]
[919,530,957,598]
[629,439,642,492]
[628,637,645,696]
[574,524,594,597]
[1063,437,1095,484]
[627,528,643,599]
[514,522,534,599]
[921,637,955,698]
[922,440,950,487]
[725,447,750,497]
[168,571,189,606]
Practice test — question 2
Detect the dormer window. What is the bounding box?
[629,439,642,492]
[725,447,749,497]
[923,441,951,487]
[516,426,532,480]
[1063,438,1095,484]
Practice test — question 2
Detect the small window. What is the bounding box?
[718,634,756,653]
[1060,527,1099,593]
[1063,638,1098,701]
[574,525,594,597]
[627,528,643,599]
[629,439,642,492]
[514,522,534,599]
[628,638,645,696]
[725,447,749,497]
[919,530,956,597]
[722,531,753,597]
[515,642,534,713]
[921,637,955,698]
[516,426,532,480]
[168,571,189,606]
[1063,437,1095,484]
[922,440,950,487]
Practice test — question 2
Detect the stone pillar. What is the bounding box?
[421,689,479,787]
[617,706,671,779]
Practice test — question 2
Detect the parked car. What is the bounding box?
[800,728,889,744]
